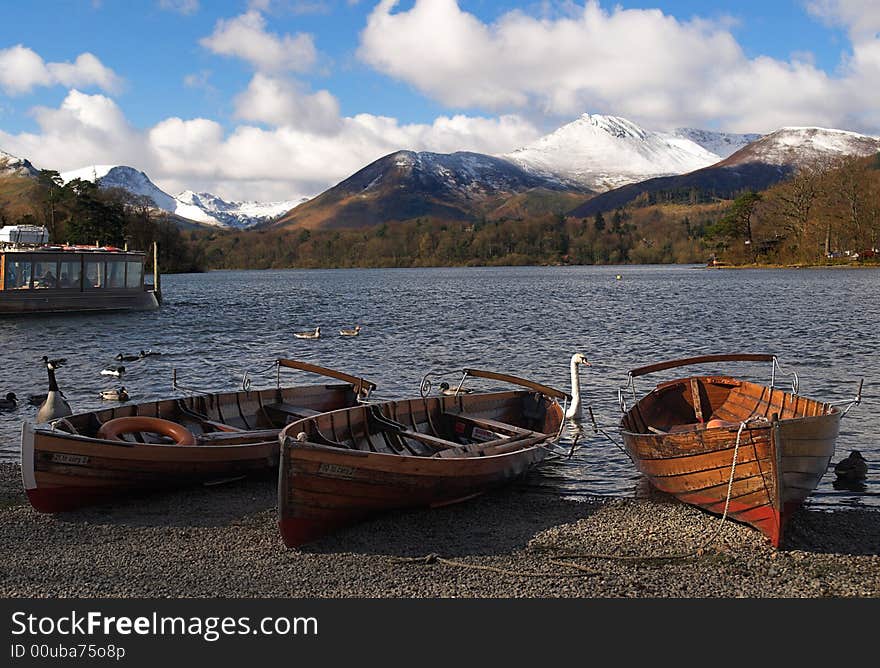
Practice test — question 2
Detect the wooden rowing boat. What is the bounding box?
[618,354,846,547]
[21,359,376,513]
[277,368,569,547]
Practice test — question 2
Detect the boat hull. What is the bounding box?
[278,391,564,546]
[21,380,363,513]
[620,376,841,546]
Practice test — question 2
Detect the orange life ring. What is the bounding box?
[97,416,197,445]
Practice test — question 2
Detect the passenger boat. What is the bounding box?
[21,359,376,513]
[0,225,160,314]
[277,368,569,547]
[618,354,852,547]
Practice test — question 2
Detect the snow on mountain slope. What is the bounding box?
[673,128,763,159]
[721,126,880,168]
[0,149,39,177]
[59,164,300,228]
[503,114,723,192]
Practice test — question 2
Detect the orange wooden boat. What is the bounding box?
[618,354,853,547]
[21,359,376,513]
[277,368,569,547]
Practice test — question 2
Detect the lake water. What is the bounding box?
[0,264,876,510]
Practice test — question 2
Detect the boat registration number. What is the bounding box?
[51,453,89,465]
[471,427,501,442]
[317,463,356,478]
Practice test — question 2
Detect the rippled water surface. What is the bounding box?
[1,265,876,510]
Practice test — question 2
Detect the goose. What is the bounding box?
[339,325,361,337]
[0,392,18,410]
[100,386,130,402]
[36,356,72,422]
[101,365,125,377]
[438,381,474,396]
[834,450,868,482]
[294,327,321,340]
[115,353,140,362]
[565,353,591,420]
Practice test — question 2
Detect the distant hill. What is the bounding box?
[568,126,880,218]
[272,150,588,230]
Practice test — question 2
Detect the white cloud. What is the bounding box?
[199,10,317,72]
[159,0,199,15]
[805,0,880,38]
[357,0,880,134]
[0,90,540,202]
[233,73,342,134]
[0,45,122,95]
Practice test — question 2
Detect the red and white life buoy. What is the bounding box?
[97,416,197,445]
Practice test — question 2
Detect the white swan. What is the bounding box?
[565,353,591,420]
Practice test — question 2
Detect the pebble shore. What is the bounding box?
[1,462,878,598]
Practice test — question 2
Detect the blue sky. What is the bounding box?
[1,1,877,200]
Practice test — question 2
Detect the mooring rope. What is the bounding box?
[539,417,766,563]
[388,554,598,578]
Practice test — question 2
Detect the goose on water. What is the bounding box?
[101,365,125,377]
[834,450,868,482]
[100,386,130,402]
[294,327,321,340]
[36,356,72,422]
[0,392,18,410]
[339,325,361,337]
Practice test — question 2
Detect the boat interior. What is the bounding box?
[285,390,562,459]
[622,376,834,435]
[49,383,360,445]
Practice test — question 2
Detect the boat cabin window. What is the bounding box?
[125,261,142,288]
[4,258,32,290]
[84,260,104,289]
[107,260,125,288]
[58,260,82,289]
[33,260,59,289]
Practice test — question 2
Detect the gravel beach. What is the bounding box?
[1,462,878,598]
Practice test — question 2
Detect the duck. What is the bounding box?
[139,349,162,357]
[565,353,591,420]
[0,392,18,410]
[438,382,474,396]
[339,325,361,337]
[115,352,141,362]
[294,327,321,340]
[101,365,125,377]
[834,450,868,482]
[27,393,48,406]
[36,356,72,422]
[100,386,130,402]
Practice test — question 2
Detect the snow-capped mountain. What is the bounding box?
[176,191,306,229]
[273,149,579,229]
[673,128,763,159]
[0,149,39,177]
[59,164,299,229]
[503,114,725,192]
[719,126,880,168]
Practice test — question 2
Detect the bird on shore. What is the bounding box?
[36,356,72,422]
[339,325,361,337]
[100,386,130,402]
[834,450,868,482]
[438,382,474,396]
[0,392,18,410]
[565,353,591,420]
[294,327,321,340]
[101,365,125,377]
[115,352,140,362]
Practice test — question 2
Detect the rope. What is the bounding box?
[539,417,766,563]
[388,554,597,577]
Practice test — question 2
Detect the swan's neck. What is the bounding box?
[566,360,582,419]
